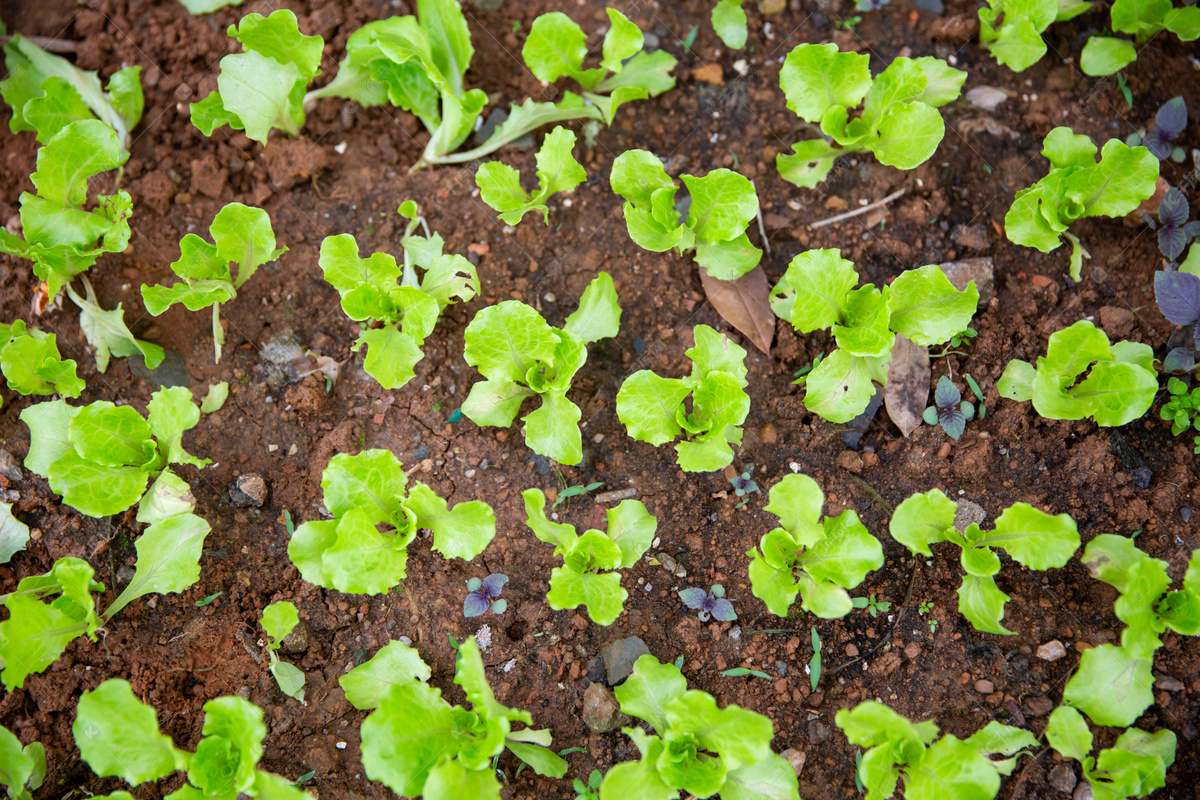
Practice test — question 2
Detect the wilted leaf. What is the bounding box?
[884,334,930,437]
[698,264,774,356]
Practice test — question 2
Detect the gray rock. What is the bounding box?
[582,682,627,733]
[1155,675,1185,692]
[230,474,268,507]
[953,499,986,533]
[532,454,552,475]
[1050,763,1077,794]
[939,258,995,305]
[130,349,191,388]
[259,328,310,386]
[807,720,830,744]
[282,619,310,654]
[0,449,21,482]
[601,636,650,685]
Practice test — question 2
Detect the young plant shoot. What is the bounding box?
[836,701,1037,799]
[1157,188,1200,263]
[142,203,286,363]
[523,488,656,625]
[0,120,132,297]
[66,277,164,373]
[599,654,801,800]
[462,273,620,465]
[73,679,312,799]
[1045,706,1176,799]
[0,320,84,404]
[19,386,208,519]
[1143,96,1188,161]
[679,584,737,622]
[0,723,45,800]
[356,636,568,797]
[1156,266,1200,374]
[776,43,965,188]
[476,126,586,225]
[287,449,496,595]
[1063,536,1200,727]
[978,0,1091,72]
[320,202,479,389]
[923,375,976,439]
[997,320,1157,427]
[747,474,883,618]
[609,150,762,280]
[1161,378,1200,453]
[889,489,1079,635]
[261,601,305,703]
[770,249,979,423]
[712,0,749,49]
[616,324,750,472]
[1004,127,1159,281]
[463,573,508,617]
[1,33,143,147]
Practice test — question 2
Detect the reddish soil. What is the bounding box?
[0,0,1197,798]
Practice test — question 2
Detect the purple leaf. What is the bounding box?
[679,588,708,610]
[1155,271,1200,326]
[464,591,490,618]
[481,573,508,599]
[1193,322,1200,353]
[710,599,738,621]
[1159,189,1189,230]
[1155,96,1187,138]
[934,376,961,410]
[939,405,966,440]
[1184,221,1200,240]
[1144,129,1174,160]
[1161,226,1188,261]
[1163,347,1196,374]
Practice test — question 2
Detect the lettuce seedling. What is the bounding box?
[997,320,1157,427]
[599,654,801,800]
[0,120,132,297]
[1080,36,1139,77]
[1,33,143,147]
[0,723,45,800]
[616,324,750,472]
[1063,536,1200,727]
[0,319,84,403]
[1160,378,1200,453]
[288,449,495,595]
[357,636,568,797]
[321,203,478,389]
[836,701,1037,799]
[610,150,762,280]
[476,126,586,225]
[1045,706,1175,800]
[523,488,655,625]
[747,473,884,619]
[261,601,305,703]
[679,584,736,622]
[65,277,164,373]
[1144,96,1187,161]
[712,0,749,49]
[1079,0,1200,74]
[978,0,1090,72]
[74,679,311,799]
[770,249,979,423]
[1004,127,1159,281]
[463,573,508,617]
[889,489,1079,635]
[143,203,286,363]
[922,375,976,439]
[776,44,965,188]
[19,387,208,518]
[462,273,620,465]
[1157,188,1200,261]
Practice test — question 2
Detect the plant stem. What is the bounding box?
[809,188,907,230]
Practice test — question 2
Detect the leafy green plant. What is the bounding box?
[776,44,965,188]
[1160,378,1200,453]
[554,481,603,508]
[616,324,750,472]
[808,627,821,690]
[1082,0,1199,76]
[73,679,311,799]
[65,277,164,373]
[712,0,748,49]
[356,636,567,798]
[142,203,286,363]
[0,724,45,800]
[1045,706,1175,800]
[836,701,1037,799]
[0,319,83,404]
[747,474,883,618]
[287,449,495,595]
[770,249,979,422]
[523,488,655,625]
[599,654,800,800]
[476,126,586,225]
[1004,127,1158,281]
[1062,536,1199,727]
[889,489,1079,634]
[19,387,208,518]
[978,0,1091,72]
[923,375,977,439]
[609,150,762,280]
[320,202,478,389]
[462,273,620,465]
[2,33,143,147]
[0,119,132,297]
[261,601,305,703]
[997,320,1157,427]
[852,593,891,618]
[573,768,603,800]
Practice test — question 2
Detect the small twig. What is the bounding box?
[752,180,772,259]
[0,35,78,53]
[845,473,893,515]
[743,628,804,635]
[1010,746,1048,800]
[809,187,907,230]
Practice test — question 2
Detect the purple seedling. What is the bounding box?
[679,584,737,622]
[464,574,508,618]
[924,375,975,440]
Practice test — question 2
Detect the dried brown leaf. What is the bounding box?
[884,334,930,438]
[698,265,774,357]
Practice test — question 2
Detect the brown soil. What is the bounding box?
[1,0,1197,798]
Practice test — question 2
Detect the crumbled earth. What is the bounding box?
[0,0,1197,798]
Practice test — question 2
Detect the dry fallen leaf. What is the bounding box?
[698,265,774,357]
[884,334,930,438]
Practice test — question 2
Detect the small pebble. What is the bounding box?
[229,474,268,507]
[1036,639,1067,662]
[974,679,994,694]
